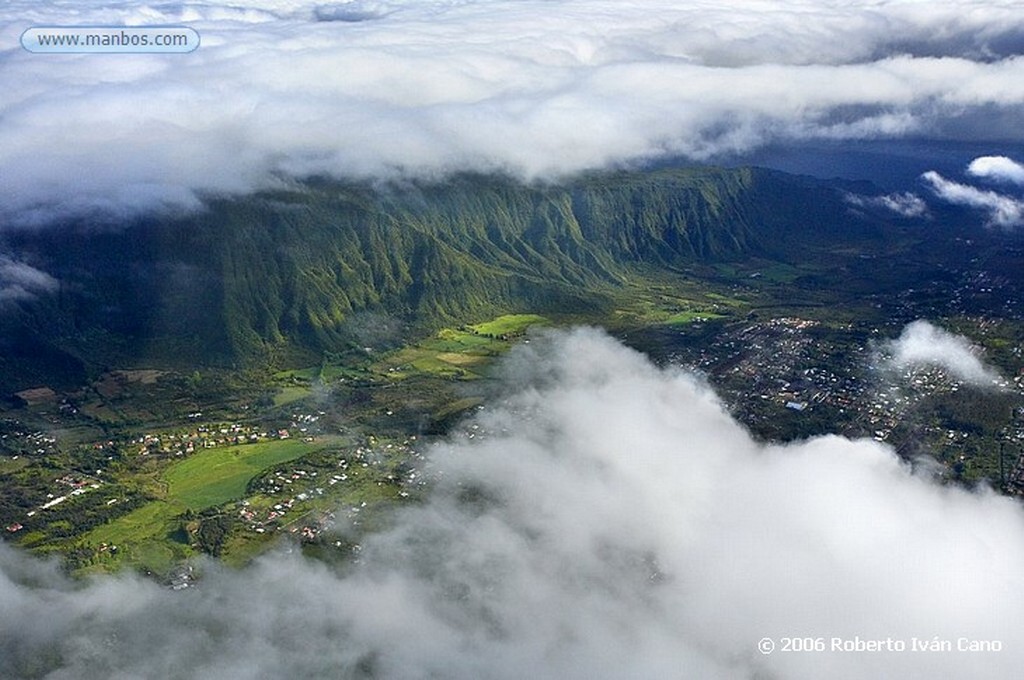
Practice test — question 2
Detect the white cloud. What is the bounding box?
[3,328,1024,679]
[921,170,1024,227]
[880,319,1003,386]
[4,1,1024,223]
[845,191,929,218]
[967,155,1024,186]
[0,255,58,303]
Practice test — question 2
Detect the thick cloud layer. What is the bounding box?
[880,319,1004,386]
[5,1,1024,223]
[3,328,1024,679]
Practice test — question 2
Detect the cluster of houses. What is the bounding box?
[127,411,327,458]
[679,316,855,420]
[24,474,104,519]
[0,426,59,457]
[133,422,286,457]
[671,315,1024,460]
[240,434,426,537]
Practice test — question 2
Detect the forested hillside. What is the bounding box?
[0,167,887,388]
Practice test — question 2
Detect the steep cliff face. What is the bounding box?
[0,166,882,386]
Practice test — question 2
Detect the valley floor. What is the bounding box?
[2,251,1024,579]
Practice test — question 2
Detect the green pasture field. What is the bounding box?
[277,314,550,386]
[664,310,726,325]
[369,314,549,381]
[469,314,548,336]
[273,385,312,406]
[81,438,325,572]
[163,439,324,510]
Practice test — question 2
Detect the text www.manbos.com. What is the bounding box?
[22,26,200,53]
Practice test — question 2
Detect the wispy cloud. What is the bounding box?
[0,255,58,303]
[4,1,1024,223]
[3,328,1024,679]
[921,170,1024,228]
[845,191,929,218]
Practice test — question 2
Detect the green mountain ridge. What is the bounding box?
[0,166,896,389]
